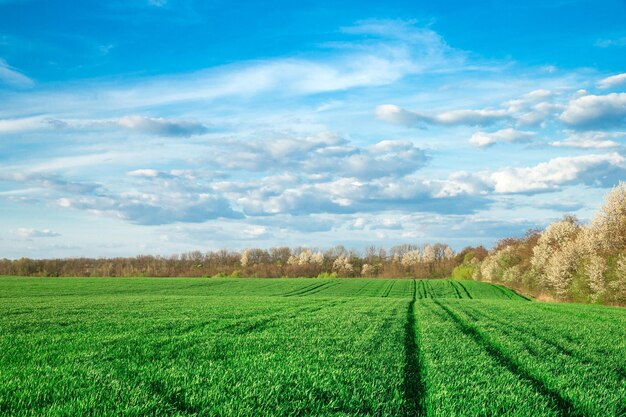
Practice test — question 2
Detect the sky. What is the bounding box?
[1,0,626,258]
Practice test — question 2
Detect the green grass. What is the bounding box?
[0,276,624,416]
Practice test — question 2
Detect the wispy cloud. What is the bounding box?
[13,228,61,238]
[1,21,463,117]
[595,37,626,48]
[0,58,34,89]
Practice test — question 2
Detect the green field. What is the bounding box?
[1,277,624,416]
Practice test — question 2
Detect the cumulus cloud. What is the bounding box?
[451,153,626,194]
[560,93,626,129]
[469,128,535,148]
[0,58,34,88]
[56,191,241,225]
[304,139,429,180]
[375,104,509,127]
[597,73,626,89]
[504,89,553,111]
[13,228,60,238]
[504,90,562,126]
[548,131,624,149]
[197,132,428,180]
[117,116,209,137]
[1,170,240,225]
[236,174,490,217]
[375,104,428,127]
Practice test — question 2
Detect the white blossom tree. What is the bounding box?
[332,256,354,276]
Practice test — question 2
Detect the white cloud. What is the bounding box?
[597,73,626,89]
[375,104,426,127]
[303,139,429,180]
[434,109,509,126]
[375,104,509,127]
[560,93,626,128]
[56,191,241,225]
[550,139,620,149]
[127,169,161,178]
[0,114,209,137]
[13,228,60,238]
[504,89,553,112]
[1,172,100,195]
[0,58,34,88]
[0,116,64,134]
[241,225,269,239]
[44,33,449,114]
[504,89,561,126]
[463,153,626,194]
[117,115,209,137]
[469,128,535,148]
[548,131,624,149]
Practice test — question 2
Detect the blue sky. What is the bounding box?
[1,0,626,258]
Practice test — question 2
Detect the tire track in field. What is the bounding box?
[460,303,626,383]
[433,300,585,417]
[282,281,335,297]
[416,280,427,299]
[382,280,396,298]
[420,280,430,299]
[403,279,427,417]
[301,281,341,296]
[355,280,375,296]
[449,281,463,299]
[280,281,323,296]
[491,284,514,299]
[456,282,473,299]
[426,281,436,299]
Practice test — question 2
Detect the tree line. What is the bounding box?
[2,183,625,306]
[0,243,459,280]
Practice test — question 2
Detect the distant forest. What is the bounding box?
[2,184,625,306]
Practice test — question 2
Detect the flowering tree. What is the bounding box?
[401,250,421,267]
[590,182,626,253]
[332,256,354,276]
